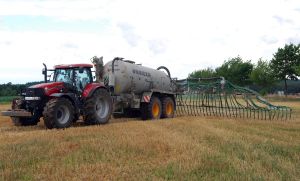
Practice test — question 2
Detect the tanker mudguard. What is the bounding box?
[141,92,153,103]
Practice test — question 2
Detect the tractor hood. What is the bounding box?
[30,82,64,89]
[29,82,65,96]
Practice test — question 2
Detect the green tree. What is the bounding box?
[215,56,253,86]
[293,65,300,75]
[188,67,217,79]
[250,59,276,94]
[270,43,300,94]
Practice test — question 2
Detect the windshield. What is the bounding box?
[54,69,74,84]
[53,68,93,91]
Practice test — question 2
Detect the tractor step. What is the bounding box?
[1,109,32,117]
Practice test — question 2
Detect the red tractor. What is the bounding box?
[2,63,113,129]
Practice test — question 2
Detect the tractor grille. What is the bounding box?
[24,88,45,97]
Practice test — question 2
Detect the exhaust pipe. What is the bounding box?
[42,63,47,83]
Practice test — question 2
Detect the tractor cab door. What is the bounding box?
[74,68,93,92]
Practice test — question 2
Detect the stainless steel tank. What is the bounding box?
[103,59,173,95]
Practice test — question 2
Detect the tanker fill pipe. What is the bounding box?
[110,57,124,93]
[157,66,171,78]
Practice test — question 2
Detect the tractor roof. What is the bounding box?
[54,64,93,69]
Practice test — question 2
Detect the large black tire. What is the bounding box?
[161,97,175,118]
[43,98,74,129]
[11,98,40,126]
[83,88,112,125]
[140,96,162,120]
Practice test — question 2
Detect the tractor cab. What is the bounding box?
[43,63,94,92]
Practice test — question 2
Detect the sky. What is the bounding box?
[0,0,300,83]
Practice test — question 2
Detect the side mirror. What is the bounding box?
[42,69,46,75]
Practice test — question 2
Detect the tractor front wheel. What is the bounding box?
[43,98,74,129]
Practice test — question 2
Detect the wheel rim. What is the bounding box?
[166,102,173,115]
[152,102,160,118]
[95,97,109,119]
[56,105,70,124]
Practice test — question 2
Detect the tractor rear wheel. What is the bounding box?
[141,96,162,120]
[43,98,74,129]
[83,89,112,125]
[161,97,175,118]
[11,98,40,126]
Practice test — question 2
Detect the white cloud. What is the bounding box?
[117,23,141,47]
[1,0,300,83]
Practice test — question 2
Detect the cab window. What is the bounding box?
[54,69,73,84]
[74,68,92,91]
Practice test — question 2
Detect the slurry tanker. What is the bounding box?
[102,57,177,120]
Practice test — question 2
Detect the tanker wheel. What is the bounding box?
[141,96,162,120]
[83,88,112,125]
[43,98,74,129]
[11,98,40,126]
[161,97,175,118]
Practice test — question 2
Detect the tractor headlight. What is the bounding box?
[25,97,41,101]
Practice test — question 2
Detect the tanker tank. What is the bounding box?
[103,58,174,95]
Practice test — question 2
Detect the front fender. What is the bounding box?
[82,83,107,98]
[49,93,78,103]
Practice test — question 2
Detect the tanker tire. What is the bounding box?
[11,98,40,126]
[141,96,162,120]
[43,98,74,129]
[83,89,112,125]
[161,97,175,118]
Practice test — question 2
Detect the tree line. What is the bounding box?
[189,43,300,94]
[0,82,43,97]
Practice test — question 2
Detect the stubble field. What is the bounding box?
[0,101,299,180]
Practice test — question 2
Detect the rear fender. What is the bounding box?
[82,83,107,98]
